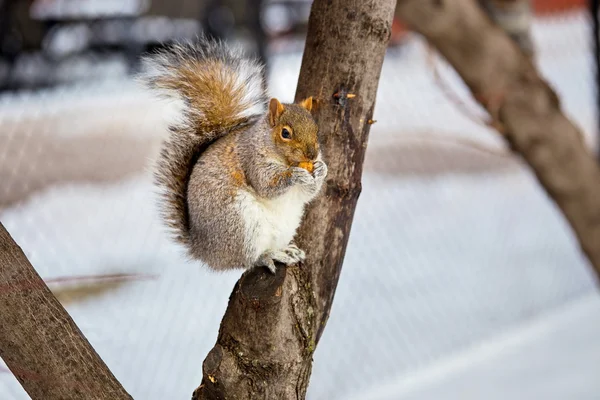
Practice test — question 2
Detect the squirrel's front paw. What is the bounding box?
[290,167,315,186]
[312,161,328,180]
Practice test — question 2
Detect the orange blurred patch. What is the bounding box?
[532,0,586,15]
[298,161,314,173]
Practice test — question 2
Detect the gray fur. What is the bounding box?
[139,38,327,272]
[137,37,266,248]
[187,117,326,271]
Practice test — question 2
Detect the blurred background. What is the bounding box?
[1,0,599,399]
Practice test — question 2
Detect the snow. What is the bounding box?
[1,11,599,400]
[350,293,600,400]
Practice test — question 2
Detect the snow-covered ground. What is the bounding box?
[1,11,599,400]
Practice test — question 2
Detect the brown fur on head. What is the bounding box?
[268,97,319,166]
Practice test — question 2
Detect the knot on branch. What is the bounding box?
[238,264,287,308]
[333,88,357,108]
[325,180,362,201]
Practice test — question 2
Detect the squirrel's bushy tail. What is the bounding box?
[139,39,267,246]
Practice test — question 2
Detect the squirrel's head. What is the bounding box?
[268,97,319,166]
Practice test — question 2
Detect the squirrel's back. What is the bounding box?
[139,39,267,248]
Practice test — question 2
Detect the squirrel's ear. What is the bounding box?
[300,97,313,112]
[269,98,285,126]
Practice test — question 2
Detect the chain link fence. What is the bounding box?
[1,1,599,399]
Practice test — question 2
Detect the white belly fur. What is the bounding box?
[238,187,307,262]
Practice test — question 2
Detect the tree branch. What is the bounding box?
[478,0,534,56]
[0,222,132,400]
[396,0,600,280]
[192,1,396,398]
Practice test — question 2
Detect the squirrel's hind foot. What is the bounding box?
[284,244,306,262]
[254,254,277,274]
[254,245,306,274]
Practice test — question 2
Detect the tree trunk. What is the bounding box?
[294,0,396,343]
[0,222,132,400]
[396,0,600,281]
[192,1,396,399]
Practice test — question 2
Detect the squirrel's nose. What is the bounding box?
[305,146,318,160]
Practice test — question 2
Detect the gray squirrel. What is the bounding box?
[140,39,327,273]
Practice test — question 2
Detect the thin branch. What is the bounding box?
[397,132,513,159]
[426,45,493,129]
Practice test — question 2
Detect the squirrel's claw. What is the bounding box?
[254,254,277,274]
[285,244,306,262]
[253,245,306,274]
[270,250,298,266]
[312,161,328,180]
[265,260,277,274]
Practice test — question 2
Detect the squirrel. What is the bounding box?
[139,39,327,273]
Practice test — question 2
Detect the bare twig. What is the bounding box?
[397,131,513,159]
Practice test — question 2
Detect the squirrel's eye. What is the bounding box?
[281,128,292,139]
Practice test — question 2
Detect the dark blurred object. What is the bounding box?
[0,0,45,59]
[0,0,411,91]
[0,0,268,90]
[201,0,267,71]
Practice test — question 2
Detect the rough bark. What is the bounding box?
[0,222,132,400]
[396,0,600,280]
[294,0,396,342]
[478,0,534,56]
[192,1,395,399]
